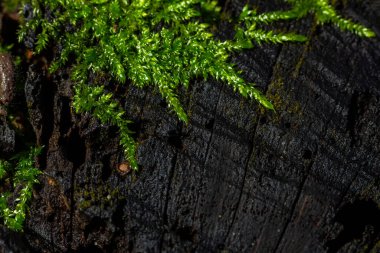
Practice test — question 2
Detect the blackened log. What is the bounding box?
[2,0,380,252]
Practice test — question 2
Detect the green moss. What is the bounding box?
[75,181,121,210]
[14,0,375,170]
[0,146,42,231]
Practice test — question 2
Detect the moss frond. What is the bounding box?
[15,0,375,170]
[0,146,42,231]
[313,0,375,37]
[73,84,138,170]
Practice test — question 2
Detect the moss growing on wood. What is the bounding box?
[11,0,375,171]
[0,146,42,231]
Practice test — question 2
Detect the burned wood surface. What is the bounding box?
[1,0,380,252]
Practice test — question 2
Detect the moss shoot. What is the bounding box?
[8,0,377,169]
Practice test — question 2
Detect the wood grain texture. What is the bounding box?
[1,0,379,252]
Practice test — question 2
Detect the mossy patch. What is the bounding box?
[15,0,375,169]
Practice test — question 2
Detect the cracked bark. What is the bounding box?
[1,0,380,252]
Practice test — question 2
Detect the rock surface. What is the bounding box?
[1,0,380,252]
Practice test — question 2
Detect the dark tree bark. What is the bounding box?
[1,0,380,252]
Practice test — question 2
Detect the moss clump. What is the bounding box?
[75,182,121,210]
[0,146,42,231]
[13,0,375,169]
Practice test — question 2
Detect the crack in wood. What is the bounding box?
[159,151,179,253]
[272,158,315,253]
[193,83,224,239]
[223,121,257,243]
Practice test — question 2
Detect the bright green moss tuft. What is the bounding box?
[14,0,375,169]
[0,147,42,231]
